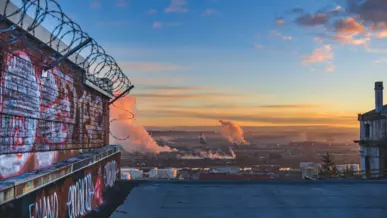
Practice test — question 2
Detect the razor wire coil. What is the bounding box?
[1,0,132,97]
[109,102,135,141]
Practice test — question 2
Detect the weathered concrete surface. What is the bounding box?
[111,180,387,218]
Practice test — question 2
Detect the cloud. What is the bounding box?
[140,85,209,91]
[375,58,387,64]
[202,9,219,17]
[165,0,188,13]
[90,0,100,8]
[295,13,329,26]
[256,104,320,109]
[151,103,319,110]
[134,92,251,100]
[119,62,186,72]
[254,44,264,50]
[153,21,182,29]
[270,30,293,40]
[95,21,129,27]
[275,17,285,26]
[314,37,324,43]
[133,77,186,86]
[292,7,304,14]
[147,9,157,15]
[302,45,334,72]
[347,0,387,24]
[334,17,366,35]
[139,109,356,126]
[303,45,333,63]
[115,0,128,7]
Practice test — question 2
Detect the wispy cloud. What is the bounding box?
[375,58,387,64]
[134,92,251,101]
[202,9,219,17]
[119,62,186,72]
[114,0,128,7]
[153,21,182,29]
[303,45,333,63]
[90,0,100,8]
[257,104,320,109]
[140,85,209,91]
[302,45,334,72]
[254,44,264,50]
[165,0,188,13]
[275,17,285,26]
[295,13,329,26]
[139,109,356,126]
[270,30,292,40]
[147,9,158,15]
[95,21,129,27]
[153,103,321,110]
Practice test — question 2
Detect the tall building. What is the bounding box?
[355,81,387,178]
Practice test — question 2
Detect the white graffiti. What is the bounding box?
[67,173,95,218]
[29,192,59,218]
[2,51,40,152]
[40,68,73,144]
[104,160,119,188]
[67,173,94,218]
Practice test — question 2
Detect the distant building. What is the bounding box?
[299,162,320,179]
[355,81,387,178]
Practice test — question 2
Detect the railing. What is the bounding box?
[0,0,132,97]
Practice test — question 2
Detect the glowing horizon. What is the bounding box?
[60,0,387,127]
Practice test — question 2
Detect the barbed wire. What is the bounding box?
[1,0,132,97]
[109,102,135,141]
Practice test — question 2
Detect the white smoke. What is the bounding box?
[178,147,236,160]
[218,120,249,145]
[110,96,176,154]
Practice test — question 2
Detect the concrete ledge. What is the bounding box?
[0,145,121,205]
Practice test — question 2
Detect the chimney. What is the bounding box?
[375,81,384,113]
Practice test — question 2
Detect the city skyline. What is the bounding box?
[59,0,387,127]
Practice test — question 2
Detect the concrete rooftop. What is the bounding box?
[111,180,387,218]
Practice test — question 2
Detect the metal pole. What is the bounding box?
[44,37,92,71]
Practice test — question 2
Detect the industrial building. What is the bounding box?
[0,0,132,217]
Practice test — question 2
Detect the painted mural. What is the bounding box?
[0,152,120,218]
[0,48,109,180]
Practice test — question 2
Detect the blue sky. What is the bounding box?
[55,0,387,127]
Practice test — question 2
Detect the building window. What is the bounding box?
[365,124,370,138]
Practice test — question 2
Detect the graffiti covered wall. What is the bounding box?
[0,40,110,179]
[1,152,120,218]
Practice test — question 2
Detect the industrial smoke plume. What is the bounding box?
[218,120,249,145]
[178,147,236,160]
[110,96,176,154]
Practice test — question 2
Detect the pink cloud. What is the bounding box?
[270,30,292,40]
[115,0,128,7]
[147,9,158,15]
[303,45,333,63]
[119,62,186,72]
[165,0,188,13]
[302,45,334,72]
[275,17,285,26]
[153,21,182,29]
[202,9,218,17]
[90,0,100,8]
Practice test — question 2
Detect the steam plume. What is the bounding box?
[110,96,176,154]
[178,147,236,160]
[218,120,249,145]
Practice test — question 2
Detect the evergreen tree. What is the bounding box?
[319,152,339,178]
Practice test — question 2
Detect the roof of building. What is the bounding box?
[359,105,387,121]
[111,180,387,218]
